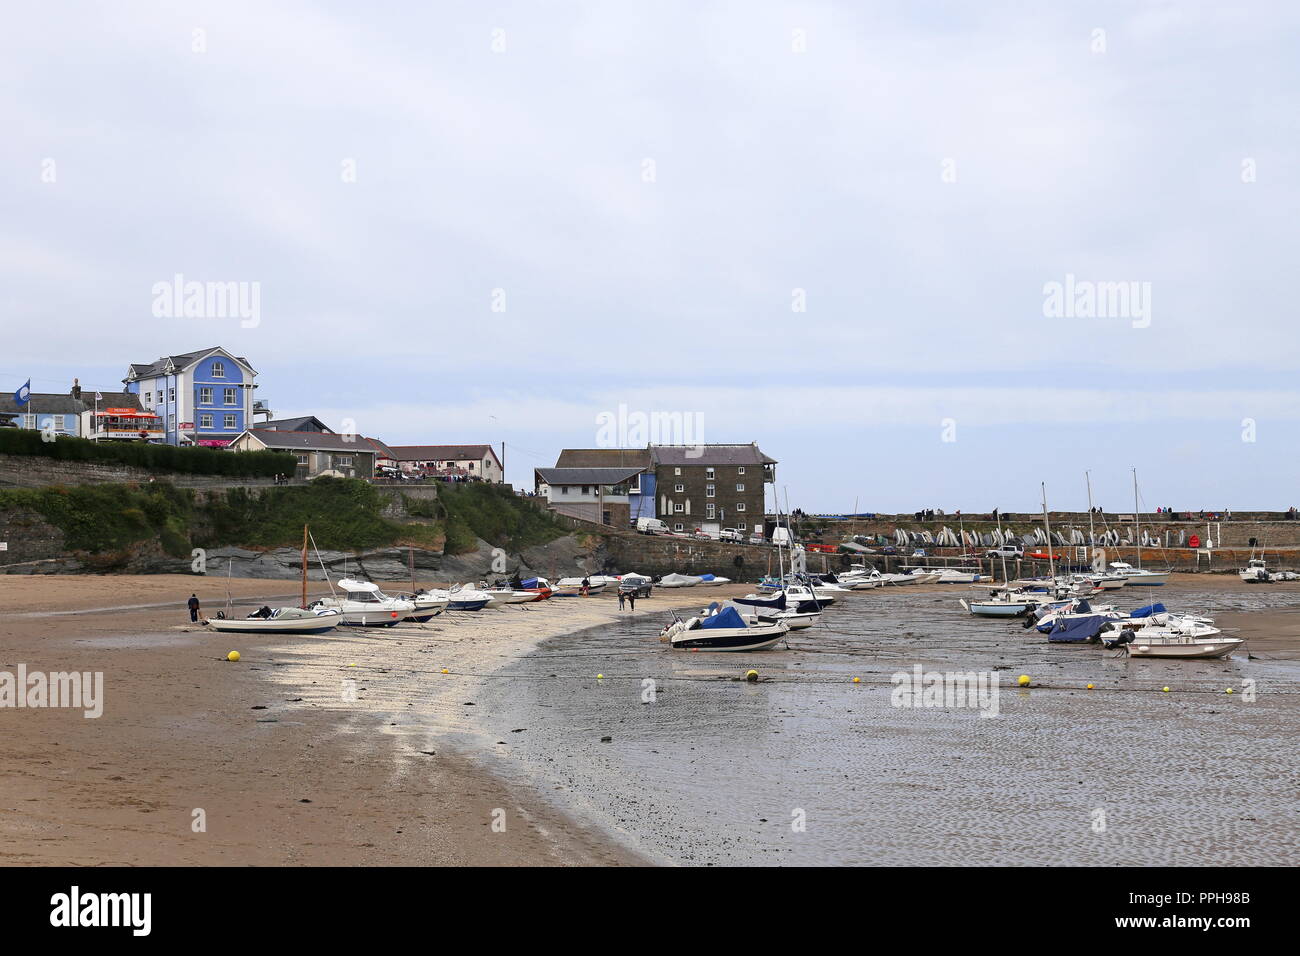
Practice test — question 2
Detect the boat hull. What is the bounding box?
[671,622,789,651]
[205,611,341,634]
[1128,638,1245,659]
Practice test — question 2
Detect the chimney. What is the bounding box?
[71,378,82,400]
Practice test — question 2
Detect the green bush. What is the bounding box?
[0,429,296,477]
[435,483,566,552]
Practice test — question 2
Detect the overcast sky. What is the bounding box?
[3,2,1297,511]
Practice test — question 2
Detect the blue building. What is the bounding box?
[122,347,259,447]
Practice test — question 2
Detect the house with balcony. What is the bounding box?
[227,429,377,479]
[122,346,257,447]
[0,380,160,441]
[552,447,654,522]
[534,466,643,527]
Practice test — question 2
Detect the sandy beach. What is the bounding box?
[3,571,1297,866]
[0,574,747,866]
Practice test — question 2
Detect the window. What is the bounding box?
[211,362,225,378]
[168,388,176,403]
[582,485,591,495]
[706,503,715,519]
[736,503,747,512]
[144,391,151,404]
[629,475,641,494]
[674,523,684,532]
[674,467,681,476]
[674,503,684,513]
[297,455,308,465]
[224,388,237,405]
[706,484,715,497]
[223,414,236,429]
[736,483,745,492]
[337,456,353,466]
[675,483,684,493]
[200,414,213,429]
[168,414,175,431]
[22,414,35,429]
[738,466,746,475]
[484,459,490,471]
[706,467,715,479]
[200,387,213,404]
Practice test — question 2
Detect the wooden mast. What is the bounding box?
[301,524,308,608]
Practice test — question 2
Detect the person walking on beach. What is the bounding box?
[627,591,636,611]
[618,590,626,611]
[581,576,590,597]
[187,593,201,622]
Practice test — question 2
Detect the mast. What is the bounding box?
[1041,482,1056,581]
[1085,470,1095,567]
[301,524,308,608]
[995,511,1009,584]
[1132,467,1142,570]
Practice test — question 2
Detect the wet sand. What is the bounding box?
[0,574,744,866]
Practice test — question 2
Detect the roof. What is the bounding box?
[238,430,379,453]
[362,436,396,458]
[535,466,645,486]
[124,347,255,382]
[650,443,777,466]
[388,444,500,465]
[555,448,652,469]
[261,416,332,433]
[0,391,143,416]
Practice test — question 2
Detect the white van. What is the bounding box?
[636,517,670,535]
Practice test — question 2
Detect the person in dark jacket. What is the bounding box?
[187,593,201,622]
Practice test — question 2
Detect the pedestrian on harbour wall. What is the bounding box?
[187,593,200,622]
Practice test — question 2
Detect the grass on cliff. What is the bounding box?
[0,478,565,559]
[404,483,566,553]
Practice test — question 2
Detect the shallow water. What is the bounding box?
[474,586,1300,865]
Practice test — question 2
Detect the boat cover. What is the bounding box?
[699,574,716,581]
[1131,603,1167,618]
[1048,614,1108,643]
[735,593,787,610]
[698,607,746,630]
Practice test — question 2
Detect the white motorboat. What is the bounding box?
[414,587,477,612]
[205,605,342,634]
[660,573,704,588]
[1239,558,1271,584]
[697,574,731,586]
[662,606,789,651]
[1101,617,1244,659]
[477,581,537,604]
[1108,562,1170,586]
[909,566,990,584]
[311,578,419,626]
[960,587,1050,617]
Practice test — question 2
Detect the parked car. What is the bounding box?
[719,529,744,543]
[985,545,1024,559]
[635,517,670,535]
[748,535,765,545]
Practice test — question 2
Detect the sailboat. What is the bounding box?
[204,526,343,634]
[1115,468,1173,585]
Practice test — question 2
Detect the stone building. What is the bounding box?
[651,443,776,536]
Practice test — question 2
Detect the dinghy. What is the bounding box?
[205,606,342,634]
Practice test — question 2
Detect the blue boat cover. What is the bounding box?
[519,577,540,589]
[699,574,716,581]
[699,606,746,630]
[1131,603,1167,618]
[1076,599,1092,614]
[1049,614,1108,643]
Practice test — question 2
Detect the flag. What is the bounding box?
[13,380,30,406]
[94,391,103,401]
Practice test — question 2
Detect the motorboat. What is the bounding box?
[733,590,828,615]
[659,573,703,588]
[477,582,536,604]
[310,579,419,626]
[704,600,819,631]
[416,586,483,611]
[960,588,1047,617]
[1100,617,1243,658]
[1108,562,1170,586]
[662,606,789,651]
[907,567,990,584]
[697,573,732,586]
[1031,599,1121,634]
[1239,558,1271,584]
[205,605,342,634]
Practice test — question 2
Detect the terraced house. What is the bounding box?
[122,346,257,447]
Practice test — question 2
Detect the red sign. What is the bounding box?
[1189,534,1200,548]
[198,439,231,447]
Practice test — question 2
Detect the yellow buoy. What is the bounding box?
[226,650,240,662]
[441,668,449,674]
[1086,683,1094,690]
[1225,688,1233,694]
[1017,675,1030,687]
[596,674,604,680]
[852,677,861,683]
[745,669,759,683]
[1162,686,1170,693]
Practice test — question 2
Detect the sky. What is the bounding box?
[2,1,1298,512]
